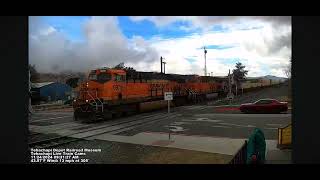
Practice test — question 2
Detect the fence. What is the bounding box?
[229,140,247,164]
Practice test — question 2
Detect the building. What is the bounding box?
[31,82,72,104]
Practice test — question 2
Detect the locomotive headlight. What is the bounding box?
[73,99,76,102]
[86,83,89,87]
[86,100,88,103]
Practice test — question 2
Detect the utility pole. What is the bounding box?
[204,47,207,76]
[161,56,167,74]
[228,69,231,95]
[228,69,232,104]
[160,56,163,73]
[211,72,213,77]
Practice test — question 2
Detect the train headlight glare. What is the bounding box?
[86,100,88,102]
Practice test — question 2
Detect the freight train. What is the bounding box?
[73,67,282,123]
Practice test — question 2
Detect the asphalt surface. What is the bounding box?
[116,108,290,140]
[29,105,291,140]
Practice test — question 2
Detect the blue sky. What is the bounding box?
[41,16,90,42]
[41,16,210,41]
[30,16,291,77]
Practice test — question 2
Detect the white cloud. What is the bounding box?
[29,16,160,73]
[145,21,291,77]
[129,16,291,30]
[29,16,291,78]
[39,26,56,36]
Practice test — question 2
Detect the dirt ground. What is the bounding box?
[54,139,233,164]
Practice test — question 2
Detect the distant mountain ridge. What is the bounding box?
[261,75,287,80]
[246,75,287,82]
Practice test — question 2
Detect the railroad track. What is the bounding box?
[30,108,177,135]
[29,111,180,149]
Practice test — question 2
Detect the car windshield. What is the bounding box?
[255,100,273,104]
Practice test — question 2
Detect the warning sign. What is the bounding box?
[164,92,173,101]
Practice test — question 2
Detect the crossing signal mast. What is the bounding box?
[204,46,207,76]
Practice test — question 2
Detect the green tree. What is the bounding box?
[66,77,79,88]
[113,62,125,69]
[113,62,136,72]
[232,62,248,83]
[232,62,248,94]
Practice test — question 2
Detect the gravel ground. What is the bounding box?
[53,139,233,164]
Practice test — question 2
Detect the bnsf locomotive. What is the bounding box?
[73,67,224,122]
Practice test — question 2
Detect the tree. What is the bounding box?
[113,62,136,72]
[29,64,40,82]
[113,62,125,69]
[66,77,79,88]
[232,62,248,83]
[232,62,248,95]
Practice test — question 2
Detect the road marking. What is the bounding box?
[165,125,187,132]
[218,122,255,128]
[183,106,206,110]
[183,118,223,123]
[211,126,231,128]
[30,116,73,122]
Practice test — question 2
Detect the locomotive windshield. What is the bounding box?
[97,73,112,83]
[88,73,97,80]
[88,72,112,83]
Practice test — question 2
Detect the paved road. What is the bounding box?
[29,105,291,140]
[117,106,291,140]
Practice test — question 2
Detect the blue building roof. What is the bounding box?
[32,82,72,101]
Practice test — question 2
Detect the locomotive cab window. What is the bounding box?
[88,73,97,80]
[97,73,112,83]
[115,74,125,82]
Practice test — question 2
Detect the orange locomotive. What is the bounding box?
[73,67,223,122]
